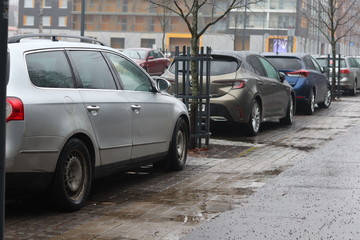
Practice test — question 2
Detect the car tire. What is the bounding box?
[280,96,294,125]
[351,81,357,96]
[318,88,332,108]
[247,100,261,136]
[51,138,92,212]
[304,89,315,115]
[154,117,189,171]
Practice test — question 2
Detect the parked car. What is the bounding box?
[122,48,171,76]
[316,55,360,96]
[6,34,190,211]
[262,53,331,115]
[162,51,296,136]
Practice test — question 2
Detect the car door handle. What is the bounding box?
[257,80,263,86]
[87,105,100,111]
[272,82,277,87]
[131,104,142,114]
[87,105,100,116]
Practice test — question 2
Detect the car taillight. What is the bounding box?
[6,97,24,122]
[340,69,351,74]
[232,80,246,89]
[287,70,310,78]
[213,80,247,89]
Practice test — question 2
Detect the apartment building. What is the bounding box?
[16,0,358,55]
[19,0,72,31]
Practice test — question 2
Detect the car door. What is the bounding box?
[68,50,132,166]
[105,52,172,160]
[247,55,275,118]
[146,50,157,74]
[258,56,289,118]
[309,56,329,100]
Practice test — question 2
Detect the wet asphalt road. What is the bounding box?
[5,95,360,239]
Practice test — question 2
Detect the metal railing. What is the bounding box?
[173,46,212,148]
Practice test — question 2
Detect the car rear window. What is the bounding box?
[26,51,75,88]
[169,55,240,76]
[122,49,147,59]
[316,58,346,68]
[265,57,302,70]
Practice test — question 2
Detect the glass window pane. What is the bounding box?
[26,51,75,88]
[24,16,34,26]
[24,0,34,8]
[105,53,153,92]
[259,57,280,80]
[69,51,117,90]
[266,57,302,70]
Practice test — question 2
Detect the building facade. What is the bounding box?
[16,0,359,55]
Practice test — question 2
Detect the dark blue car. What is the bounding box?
[262,53,331,115]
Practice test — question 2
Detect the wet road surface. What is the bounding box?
[5,96,360,239]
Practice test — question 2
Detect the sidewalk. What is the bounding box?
[182,123,360,239]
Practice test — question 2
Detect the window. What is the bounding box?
[59,0,68,8]
[42,16,52,27]
[153,50,164,59]
[110,38,125,49]
[105,53,153,92]
[24,0,34,8]
[266,57,302,70]
[26,51,75,88]
[69,51,117,90]
[247,56,266,76]
[23,16,35,26]
[310,57,322,72]
[170,55,239,76]
[43,0,52,8]
[58,16,68,27]
[259,57,280,80]
[303,56,316,70]
[123,0,128,12]
[141,39,155,48]
[118,17,127,31]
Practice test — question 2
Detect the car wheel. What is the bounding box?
[318,88,332,108]
[304,89,315,115]
[154,117,188,171]
[51,138,92,212]
[280,96,294,125]
[351,81,357,96]
[247,100,261,136]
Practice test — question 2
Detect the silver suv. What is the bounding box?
[6,34,190,211]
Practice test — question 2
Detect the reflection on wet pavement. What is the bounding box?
[5,97,360,239]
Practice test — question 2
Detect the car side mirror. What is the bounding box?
[147,56,155,61]
[154,77,171,92]
[279,72,286,83]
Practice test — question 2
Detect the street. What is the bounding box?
[5,95,360,240]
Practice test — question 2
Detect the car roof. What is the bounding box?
[8,34,116,53]
[261,52,309,58]
[211,50,260,59]
[124,48,154,51]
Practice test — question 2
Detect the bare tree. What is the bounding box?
[303,0,360,99]
[149,1,172,53]
[144,0,262,147]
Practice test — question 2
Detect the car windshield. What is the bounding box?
[122,49,147,60]
[169,55,240,76]
[316,58,346,68]
[265,57,302,70]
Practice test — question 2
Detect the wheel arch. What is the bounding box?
[254,95,262,120]
[66,133,96,173]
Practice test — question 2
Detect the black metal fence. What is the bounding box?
[324,54,342,98]
[173,46,212,148]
